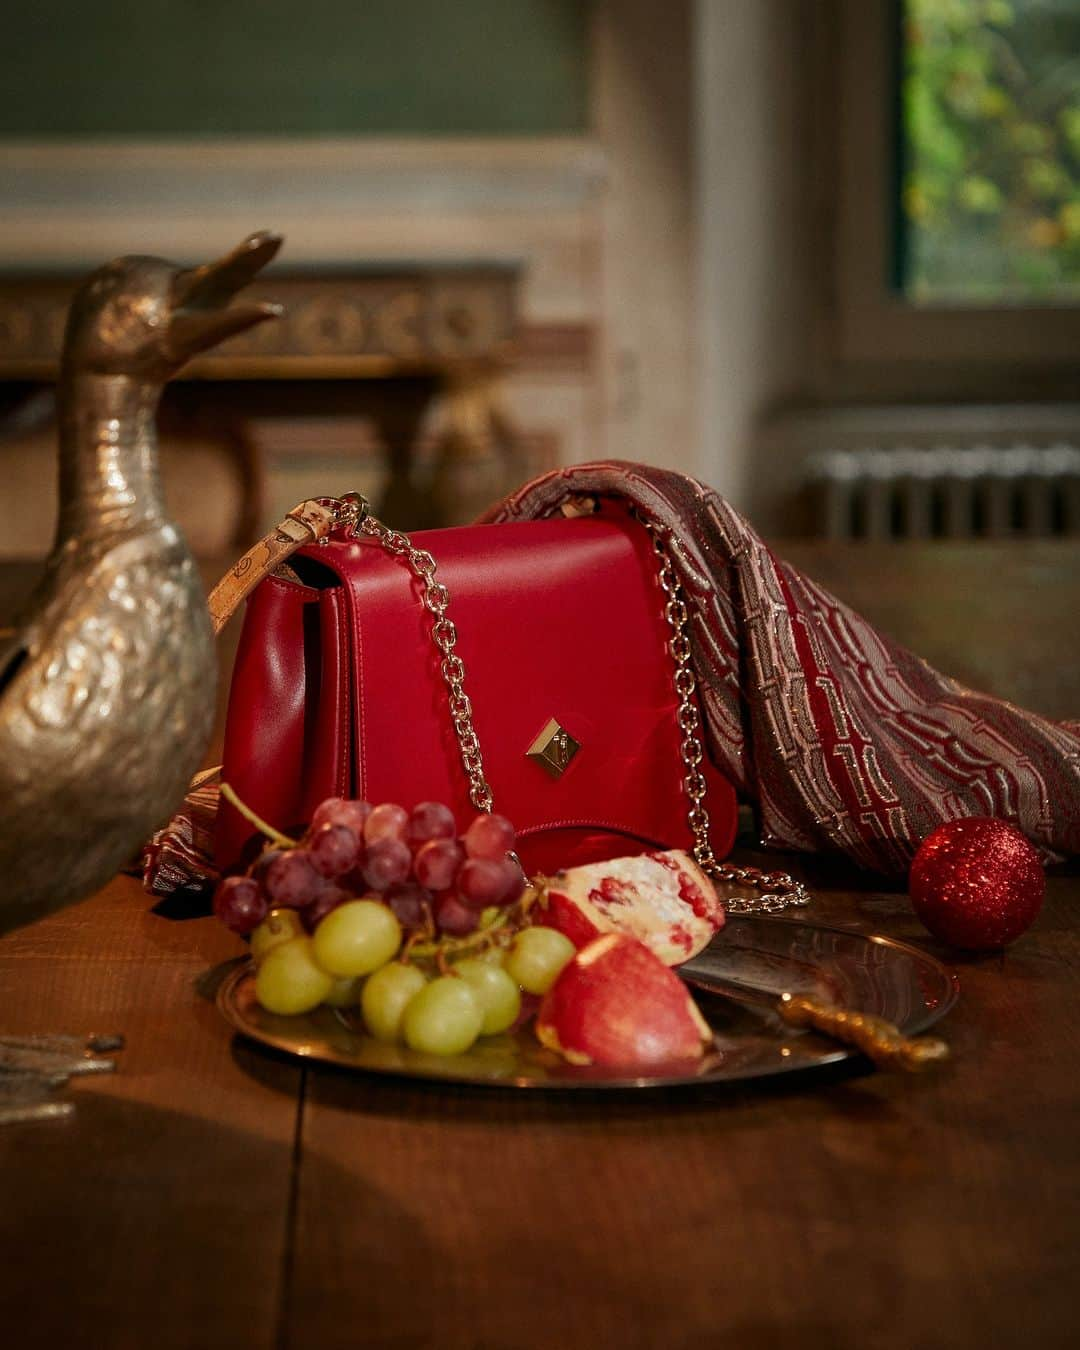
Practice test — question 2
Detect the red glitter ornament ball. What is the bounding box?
[909,817,1045,950]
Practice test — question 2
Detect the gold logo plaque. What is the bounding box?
[526,718,581,780]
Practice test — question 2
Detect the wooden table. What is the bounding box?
[1,541,1078,1350]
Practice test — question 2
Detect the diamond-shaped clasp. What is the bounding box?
[526,717,581,780]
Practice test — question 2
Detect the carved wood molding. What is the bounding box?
[0,265,522,380]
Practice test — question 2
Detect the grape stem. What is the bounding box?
[399,923,433,966]
[407,886,542,965]
[219,782,298,851]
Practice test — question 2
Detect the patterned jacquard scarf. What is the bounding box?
[142,460,1079,896]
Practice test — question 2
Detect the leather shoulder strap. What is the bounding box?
[206,499,339,636]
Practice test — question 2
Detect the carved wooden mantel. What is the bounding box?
[0,262,530,533]
[0,262,521,380]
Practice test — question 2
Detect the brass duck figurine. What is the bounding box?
[0,232,282,934]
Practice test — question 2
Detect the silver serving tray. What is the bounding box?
[216,916,959,1090]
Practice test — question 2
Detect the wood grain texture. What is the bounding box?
[286,873,1079,1350]
[0,880,301,1350]
[1,542,1078,1349]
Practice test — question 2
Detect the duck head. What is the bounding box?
[61,230,283,381]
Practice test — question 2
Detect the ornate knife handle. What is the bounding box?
[779,994,950,1071]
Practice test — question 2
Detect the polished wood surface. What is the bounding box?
[1,541,1077,1350]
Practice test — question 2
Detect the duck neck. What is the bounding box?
[55,371,168,548]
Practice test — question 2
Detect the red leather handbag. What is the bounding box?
[215,494,738,878]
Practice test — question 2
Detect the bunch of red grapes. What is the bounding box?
[213,799,524,940]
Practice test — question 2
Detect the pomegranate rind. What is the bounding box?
[536,934,713,1068]
[534,850,724,965]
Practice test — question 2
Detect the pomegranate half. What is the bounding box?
[534,850,724,965]
[535,933,713,1068]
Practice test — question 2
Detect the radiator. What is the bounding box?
[808,445,1080,541]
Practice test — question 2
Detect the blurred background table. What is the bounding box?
[0,260,536,556]
[1,538,1077,1350]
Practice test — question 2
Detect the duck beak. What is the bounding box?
[167,231,284,362]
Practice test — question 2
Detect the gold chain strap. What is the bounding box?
[327,493,494,813]
[326,494,809,915]
[646,525,809,915]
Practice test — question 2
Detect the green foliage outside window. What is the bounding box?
[901,0,1080,302]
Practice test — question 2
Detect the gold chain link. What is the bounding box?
[327,494,808,914]
[349,511,495,814]
[646,525,810,916]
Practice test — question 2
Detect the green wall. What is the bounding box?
[0,0,589,137]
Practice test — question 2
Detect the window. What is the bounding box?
[825,0,1080,400]
[899,0,1080,306]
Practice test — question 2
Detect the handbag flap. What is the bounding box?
[295,508,736,871]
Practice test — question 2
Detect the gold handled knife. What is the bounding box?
[680,970,949,1071]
